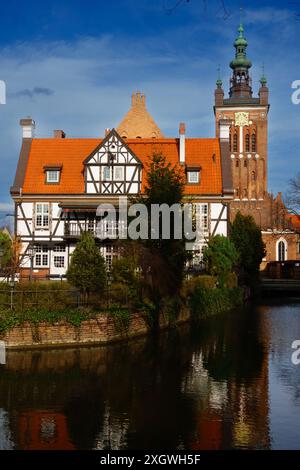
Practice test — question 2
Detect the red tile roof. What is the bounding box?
[287,214,300,231]
[21,137,223,196]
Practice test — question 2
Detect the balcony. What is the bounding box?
[64,221,124,239]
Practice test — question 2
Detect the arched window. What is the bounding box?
[235,159,239,168]
[243,188,247,198]
[244,160,247,167]
[277,240,286,262]
[251,133,256,152]
[233,133,238,152]
[252,171,256,181]
[245,133,250,152]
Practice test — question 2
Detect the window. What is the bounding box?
[278,240,286,262]
[54,256,65,268]
[102,166,112,181]
[201,204,208,230]
[251,133,256,152]
[245,133,250,152]
[233,133,238,152]
[252,171,256,181]
[244,160,247,167]
[53,245,66,252]
[46,170,60,183]
[192,204,208,231]
[35,246,49,267]
[235,160,239,168]
[187,171,199,184]
[35,203,49,228]
[106,255,112,271]
[114,167,124,181]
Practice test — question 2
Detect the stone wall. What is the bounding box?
[0,308,190,349]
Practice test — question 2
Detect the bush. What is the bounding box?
[66,232,107,299]
[0,307,91,334]
[203,235,239,288]
[181,275,216,298]
[226,272,238,289]
[189,286,243,320]
[106,307,131,334]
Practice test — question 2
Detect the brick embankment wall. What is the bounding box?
[1,308,190,349]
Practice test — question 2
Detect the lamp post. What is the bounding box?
[27,245,36,282]
[9,278,15,310]
[0,247,4,281]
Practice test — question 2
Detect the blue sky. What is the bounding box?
[0,0,299,222]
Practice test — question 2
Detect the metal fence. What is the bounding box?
[0,286,133,311]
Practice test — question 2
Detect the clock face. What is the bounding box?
[235,112,249,127]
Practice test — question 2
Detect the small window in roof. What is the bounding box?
[46,170,60,183]
[187,171,199,184]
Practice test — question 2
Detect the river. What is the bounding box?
[0,298,300,450]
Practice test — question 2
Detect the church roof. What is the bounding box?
[117,92,164,139]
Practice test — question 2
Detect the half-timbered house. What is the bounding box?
[11,95,233,279]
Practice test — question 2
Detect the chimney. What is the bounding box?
[53,130,66,139]
[20,118,35,138]
[179,122,186,164]
[105,128,110,136]
[131,91,146,108]
[219,119,231,141]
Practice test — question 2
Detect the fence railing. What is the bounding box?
[0,286,134,312]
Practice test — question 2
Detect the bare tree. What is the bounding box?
[285,173,300,214]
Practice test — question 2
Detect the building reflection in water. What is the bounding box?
[0,305,272,450]
[18,411,75,450]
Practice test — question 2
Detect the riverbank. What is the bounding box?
[0,285,244,350]
[0,308,190,350]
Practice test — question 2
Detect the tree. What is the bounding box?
[139,152,187,297]
[0,231,13,268]
[66,232,106,302]
[285,173,300,214]
[203,235,239,288]
[230,211,266,286]
[128,152,187,330]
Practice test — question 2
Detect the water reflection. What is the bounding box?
[0,301,299,450]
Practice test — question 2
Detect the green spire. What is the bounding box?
[260,63,267,86]
[216,65,222,88]
[230,10,252,70]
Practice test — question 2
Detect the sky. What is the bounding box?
[0,0,299,224]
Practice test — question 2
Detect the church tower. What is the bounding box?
[214,20,269,204]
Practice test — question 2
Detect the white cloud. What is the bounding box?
[0,9,299,202]
[0,203,13,211]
